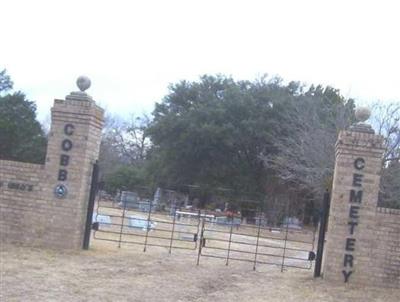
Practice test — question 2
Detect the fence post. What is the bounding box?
[314,190,330,277]
[169,210,177,254]
[118,194,128,248]
[225,219,234,266]
[253,212,262,271]
[281,213,289,272]
[196,218,206,265]
[83,161,99,250]
[143,199,153,252]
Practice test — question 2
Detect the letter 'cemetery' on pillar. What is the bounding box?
[322,107,399,289]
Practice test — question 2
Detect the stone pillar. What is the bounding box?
[43,76,104,249]
[323,108,385,285]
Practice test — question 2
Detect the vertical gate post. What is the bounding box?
[143,199,153,252]
[253,212,262,271]
[314,190,330,277]
[83,161,99,250]
[225,219,234,266]
[118,192,128,248]
[196,218,205,266]
[169,210,177,254]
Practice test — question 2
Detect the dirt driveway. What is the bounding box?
[0,240,398,302]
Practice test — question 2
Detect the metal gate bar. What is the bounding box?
[93,196,201,252]
[197,213,316,270]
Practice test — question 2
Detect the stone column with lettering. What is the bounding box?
[323,108,385,285]
[42,76,104,249]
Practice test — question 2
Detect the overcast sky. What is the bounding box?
[1,0,399,122]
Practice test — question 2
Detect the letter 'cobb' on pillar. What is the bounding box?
[44,76,104,248]
[0,76,104,250]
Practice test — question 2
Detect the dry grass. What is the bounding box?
[1,238,398,302]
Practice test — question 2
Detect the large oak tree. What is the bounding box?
[146,75,355,207]
[0,69,47,164]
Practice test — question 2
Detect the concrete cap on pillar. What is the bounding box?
[66,75,94,102]
[350,106,374,133]
[355,107,371,122]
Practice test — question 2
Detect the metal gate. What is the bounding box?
[90,187,318,272]
[93,198,201,253]
[196,214,316,271]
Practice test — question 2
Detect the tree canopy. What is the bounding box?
[0,69,47,164]
[89,74,398,212]
[372,102,400,209]
[0,69,13,93]
[98,113,152,193]
[146,75,355,204]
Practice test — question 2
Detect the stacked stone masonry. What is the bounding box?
[373,208,400,288]
[323,130,399,289]
[0,97,103,249]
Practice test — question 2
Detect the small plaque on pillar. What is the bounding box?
[54,184,68,198]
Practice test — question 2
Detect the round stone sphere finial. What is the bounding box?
[355,107,371,123]
[76,75,91,92]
